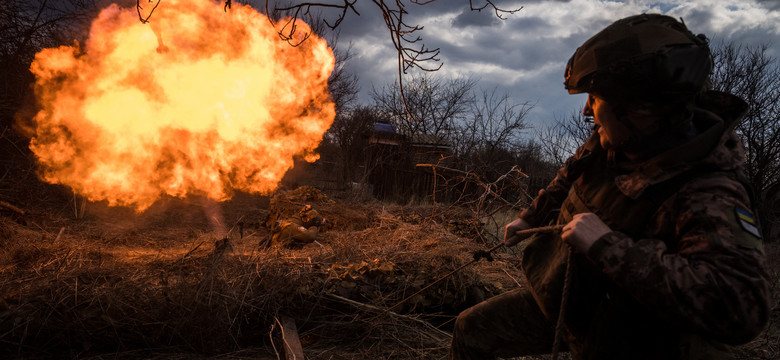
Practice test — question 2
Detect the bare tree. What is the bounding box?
[328,39,360,114]
[513,139,558,192]
[535,110,593,167]
[710,41,780,240]
[1,0,100,208]
[371,74,476,140]
[1,0,99,135]
[324,105,386,182]
[1,0,97,107]
[371,76,544,201]
[453,87,533,176]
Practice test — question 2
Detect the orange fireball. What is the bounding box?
[28,0,335,211]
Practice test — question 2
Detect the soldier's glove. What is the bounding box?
[504,217,532,247]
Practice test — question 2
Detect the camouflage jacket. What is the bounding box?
[271,218,319,246]
[519,91,771,359]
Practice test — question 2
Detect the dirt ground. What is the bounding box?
[0,186,778,359]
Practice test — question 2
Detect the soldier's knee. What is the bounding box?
[452,305,495,354]
[453,306,478,336]
[452,309,469,337]
[451,307,493,360]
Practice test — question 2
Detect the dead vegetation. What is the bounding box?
[0,185,777,359]
[0,187,522,359]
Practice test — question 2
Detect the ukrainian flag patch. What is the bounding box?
[736,208,761,239]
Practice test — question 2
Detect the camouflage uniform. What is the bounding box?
[298,205,325,228]
[270,205,324,247]
[450,91,771,359]
[271,219,319,247]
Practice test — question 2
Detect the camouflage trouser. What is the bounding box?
[450,288,556,359]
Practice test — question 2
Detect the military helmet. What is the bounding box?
[564,14,712,103]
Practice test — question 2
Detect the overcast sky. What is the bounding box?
[321,0,780,130]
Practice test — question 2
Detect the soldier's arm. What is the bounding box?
[585,175,771,345]
[290,226,319,243]
[275,222,318,245]
[520,131,599,226]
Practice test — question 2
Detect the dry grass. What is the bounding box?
[0,186,777,359]
[0,188,521,359]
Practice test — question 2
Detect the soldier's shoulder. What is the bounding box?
[676,169,750,200]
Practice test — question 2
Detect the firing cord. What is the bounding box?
[552,246,574,360]
[385,241,504,313]
[385,224,565,313]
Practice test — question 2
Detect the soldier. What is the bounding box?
[298,204,326,228]
[269,205,327,248]
[450,14,771,359]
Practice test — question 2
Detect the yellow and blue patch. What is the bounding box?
[736,208,761,239]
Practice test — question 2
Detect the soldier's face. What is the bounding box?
[583,94,633,150]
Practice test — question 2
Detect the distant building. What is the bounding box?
[368,122,403,146]
[407,133,452,166]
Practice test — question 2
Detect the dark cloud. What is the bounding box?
[756,0,780,10]
[510,16,550,31]
[439,35,563,72]
[452,8,501,28]
[433,14,575,74]
[675,8,717,34]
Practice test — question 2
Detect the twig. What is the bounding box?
[181,241,204,260]
[416,164,529,208]
[501,268,522,287]
[0,200,25,216]
[387,224,564,312]
[269,320,281,360]
[387,241,503,313]
[230,260,257,330]
[136,0,161,24]
[328,293,451,340]
[53,227,65,243]
[72,194,86,219]
[469,0,523,19]
[1,128,29,157]
[227,215,245,239]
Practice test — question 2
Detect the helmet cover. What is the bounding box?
[564,14,712,103]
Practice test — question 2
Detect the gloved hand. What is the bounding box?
[562,213,612,253]
[504,217,532,247]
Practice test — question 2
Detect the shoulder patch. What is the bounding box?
[735,207,761,239]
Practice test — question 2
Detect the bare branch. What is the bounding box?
[261,1,520,121]
[417,162,532,244]
[469,0,522,20]
[136,0,162,24]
